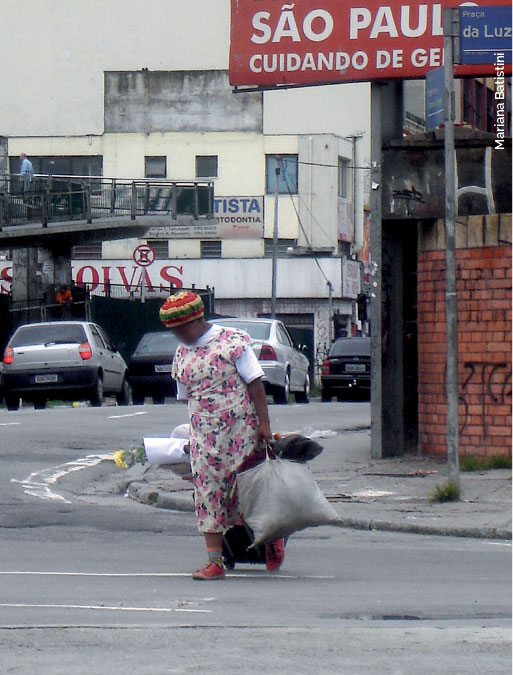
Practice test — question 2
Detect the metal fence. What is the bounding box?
[0,174,215,228]
[86,283,215,313]
[7,299,92,332]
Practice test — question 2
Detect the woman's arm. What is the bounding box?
[247,377,273,443]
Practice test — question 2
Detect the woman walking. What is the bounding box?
[161,291,285,580]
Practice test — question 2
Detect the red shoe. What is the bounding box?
[265,539,285,572]
[192,560,225,581]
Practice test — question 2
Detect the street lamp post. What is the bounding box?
[327,280,333,346]
[271,161,280,319]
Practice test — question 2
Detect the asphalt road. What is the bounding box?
[0,402,511,674]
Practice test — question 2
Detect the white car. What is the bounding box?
[214,318,310,404]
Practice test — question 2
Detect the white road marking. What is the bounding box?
[0,571,335,580]
[10,454,113,503]
[108,411,148,419]
[485,542,512,547]
[0,603,211,614]
[0,422,20,426]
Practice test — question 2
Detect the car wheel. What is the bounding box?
[273,370,290,405]
[321,388,332,403]
[90,375,104,408]
[116,376,131,406]
[295,374,310,404]
[337,393,348,402]
[152,395,165,405]
[34,399,47,410]
[132,390,145,406]
[5,394,20,412]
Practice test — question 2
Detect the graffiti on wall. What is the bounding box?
[459,361,512,438]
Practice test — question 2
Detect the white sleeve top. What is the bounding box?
[174,326,264,401]
[235,344,265,384]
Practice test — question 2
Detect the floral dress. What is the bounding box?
[171,327,260,534]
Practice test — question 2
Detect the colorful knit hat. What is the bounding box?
[159,291,204,328]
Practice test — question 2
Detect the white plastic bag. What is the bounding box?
[143,437,187,465]
[236,451,341,547]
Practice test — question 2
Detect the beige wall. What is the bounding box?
[0,0,229,136]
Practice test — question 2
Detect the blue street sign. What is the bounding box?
[459,5,512,65]
[426,66,445,130]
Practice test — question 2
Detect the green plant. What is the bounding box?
[113,447,146,469]
[460,454,512,472]
[430,480,461,503]
[485,455,512,470]
[460,454,482,472]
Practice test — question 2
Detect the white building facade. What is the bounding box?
[1,0,372,374]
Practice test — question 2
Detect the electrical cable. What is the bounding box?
[288,158,346,250]
[277,157,340,250]
[298,160,371,170]
[278,158,332,287]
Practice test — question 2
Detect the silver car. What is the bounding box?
[214,318,310,404]
[2,321,130,411]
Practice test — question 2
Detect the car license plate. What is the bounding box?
[35,374,58,384]
[155,364,172,373]
[345,364,366,373]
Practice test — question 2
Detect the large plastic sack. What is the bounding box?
[236,452,341,547]
[143,437,188,465]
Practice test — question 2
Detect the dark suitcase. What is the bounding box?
[222,524,267,569]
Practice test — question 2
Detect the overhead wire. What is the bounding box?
[298,160,371,170]
[280,157,341,250]
[278,157,333,288]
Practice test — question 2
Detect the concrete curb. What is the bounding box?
[126,482,512,541]
[332,516,512,541]
[127,482,195,512]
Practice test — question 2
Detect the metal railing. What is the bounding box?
[8,299,92,330]
[86,282,215,311]
[0,174,215,229]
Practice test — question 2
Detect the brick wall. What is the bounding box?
[418,215,512,458]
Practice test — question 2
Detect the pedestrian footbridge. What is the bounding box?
[0,175,215,247]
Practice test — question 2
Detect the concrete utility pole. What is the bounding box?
[327,280,333,346]
[369,80,405,460]
[370,83,384,460]
[271,161,280,319]
[443,8,460,484]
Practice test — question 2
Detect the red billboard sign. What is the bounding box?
[229,0,512,86]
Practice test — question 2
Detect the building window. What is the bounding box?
[475,81,484,130]
[200,240,222,258]
[338,157,350,198]
[264,238,296,257]
[266,155,298,195]
[146,240,169,259]
[145,156,167,179]
[196,156,218,178]
[507,81,512,136]
[463,79,473,125]
[72,244,102,260]
[487,87,496,132]
[9,155,103,177]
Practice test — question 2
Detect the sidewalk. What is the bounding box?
[117,428,512,540]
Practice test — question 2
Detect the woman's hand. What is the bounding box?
[248,378,273,444]
[257,422,273,444]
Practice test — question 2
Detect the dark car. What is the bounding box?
[321,337,371,402]
[128,332,180,405]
